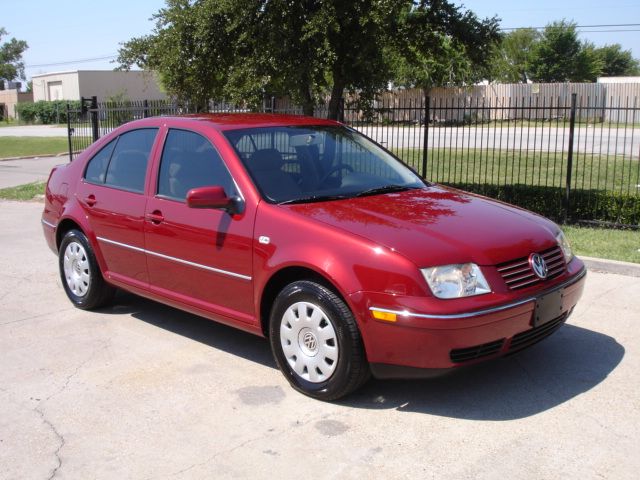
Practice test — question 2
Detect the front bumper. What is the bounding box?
[349,263,587,377]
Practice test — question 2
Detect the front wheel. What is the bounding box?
[59,229,115,310]
[269,281,369,401]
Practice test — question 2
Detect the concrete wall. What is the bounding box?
[0,90,33,120]
[32,72,80,101]
[598,77,640,84]
[77,71,166,102]
[31,70,166,103]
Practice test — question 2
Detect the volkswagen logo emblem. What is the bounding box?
[302,331,317,352]
[529,253,548,279]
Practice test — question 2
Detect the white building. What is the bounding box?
[31,70,167,102]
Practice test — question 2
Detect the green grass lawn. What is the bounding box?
[394,148,640,193]
[0,136,69,158]
[0,182,46,201]
[564,225,640,264]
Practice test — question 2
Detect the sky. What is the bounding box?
[2,0,639,84]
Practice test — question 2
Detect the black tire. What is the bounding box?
[58,229,115,310]
[269,280,370,401]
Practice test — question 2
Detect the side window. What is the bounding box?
[84,139,116,184]
[157,129,238,201]
[104,128,158,193]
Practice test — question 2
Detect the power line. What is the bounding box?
[501,23,640,31]
[24,23,640,69]
[27,54,118,69]
[576,29,640,33]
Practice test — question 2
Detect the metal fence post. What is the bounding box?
[143,99,149,118]
[90,96,99,142]
[422,94,430,178]
[66,102,73,162]
[564,93,577,223]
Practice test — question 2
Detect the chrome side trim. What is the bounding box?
[370,268,586,320]
[97,236,251,281]
[145,249,252,281]
[41,219,57,229]
[98,236,145,253]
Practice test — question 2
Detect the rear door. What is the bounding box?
[76,128,159,288]
[144,128,255,324]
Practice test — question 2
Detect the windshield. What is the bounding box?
[223,125,425,204]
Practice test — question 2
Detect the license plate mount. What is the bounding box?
[533,289,564,327]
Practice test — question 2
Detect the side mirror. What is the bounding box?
[186,186,242,214]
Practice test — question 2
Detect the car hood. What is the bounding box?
[286,186,559,267]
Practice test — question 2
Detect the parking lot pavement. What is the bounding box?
[1,200,638,480]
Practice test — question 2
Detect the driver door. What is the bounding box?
[144,128,255,324]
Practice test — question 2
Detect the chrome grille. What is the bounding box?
[497,246,566,290]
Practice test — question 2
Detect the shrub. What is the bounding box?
[16,100,81,124]
[444,182,640,226]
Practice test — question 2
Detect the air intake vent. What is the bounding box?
[450,338,505,363]
[497,246,566,290]
[509,312,567,352]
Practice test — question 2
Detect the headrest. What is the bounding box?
[247,148,283,171]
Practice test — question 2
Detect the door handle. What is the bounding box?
[146,210,164,224]
[84,194,97,207]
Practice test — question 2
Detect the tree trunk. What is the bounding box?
[300,86,315,117]
[327,80,345,121]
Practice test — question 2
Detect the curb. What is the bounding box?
[581,256,640,278]
[0,152,70,162]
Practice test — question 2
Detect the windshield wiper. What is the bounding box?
[355,184,416,198]
[278,194,351,205]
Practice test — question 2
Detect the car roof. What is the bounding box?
[141,113,342,131]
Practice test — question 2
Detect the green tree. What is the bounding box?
[389,2,500,93]
[0,27,28,85]
[118,0,499,119]
[595,44,640,77]
[489,28,540,83]
[529,21,602,82]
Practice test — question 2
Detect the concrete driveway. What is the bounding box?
[0,200,638,479]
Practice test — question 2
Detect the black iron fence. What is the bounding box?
[66,93,640,227]
[66,97,196,157]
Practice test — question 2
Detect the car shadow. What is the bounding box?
[103,291,277,369]
[340,323,625,419]
[102,293,624,420]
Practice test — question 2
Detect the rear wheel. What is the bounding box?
[59,229,115,310]
[269,280,369,401]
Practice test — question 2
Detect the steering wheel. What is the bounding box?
[319,164,354,184]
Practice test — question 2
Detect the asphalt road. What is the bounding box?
[0,156,69,189]
[1,124,639,157]
[0,201,638,479]
[358,125,640,158]
[0,125,68,137]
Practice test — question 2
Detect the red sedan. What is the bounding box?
[42,114,586,400]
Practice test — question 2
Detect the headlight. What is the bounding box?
[556,230,574,263]
[421,263,491,299]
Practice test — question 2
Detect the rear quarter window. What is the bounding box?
[84,139,116,184]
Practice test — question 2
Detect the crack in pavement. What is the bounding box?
[0,307,75,327]
[34,406,65,480]
[154,410,349,479]
[27,339,111,478]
